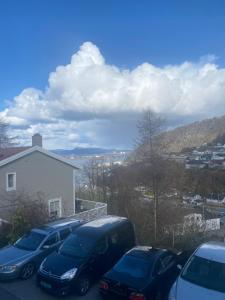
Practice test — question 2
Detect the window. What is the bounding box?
[110,232,119,245]
[14,231,46,251]
[95,236,109,255]
[59,228,71,240]
[181,255,225,293]
[154,258,165,275]
[48,198,61,218]
[43,233,58,247]
[6,173,16,191]
[161,254,175,269]
[59,233,95,258]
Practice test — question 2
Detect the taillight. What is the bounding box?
[129,292,146,300]
[99,280,109,290]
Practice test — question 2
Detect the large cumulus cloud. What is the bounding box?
[1,42,225,149]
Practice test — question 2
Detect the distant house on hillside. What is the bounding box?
[0,134,78,220]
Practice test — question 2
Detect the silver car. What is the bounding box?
[0,218,82,280]
[168,242,225,300]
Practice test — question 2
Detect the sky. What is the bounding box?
[1,0,225,149]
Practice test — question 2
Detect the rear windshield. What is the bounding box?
[113,254,152,279]
[14,231,46,251]
[59,233,95,258]
[181,255,225,293]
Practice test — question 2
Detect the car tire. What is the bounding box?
[20,262,35,280]
[76,275,91,296]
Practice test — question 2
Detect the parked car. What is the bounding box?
[0,218,82,280]
[168,242,225,300]
[37,215,135,296]
[100,246,180,300]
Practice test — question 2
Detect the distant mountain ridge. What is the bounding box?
[161,115,225,153]
[53,147,129,156]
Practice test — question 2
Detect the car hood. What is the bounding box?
[42,251,84,276]
[176,278,225,300]
[105,269,148,291]
[0,245,32,265]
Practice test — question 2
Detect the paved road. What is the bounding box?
[0,286,20,300]
[0,277,102,300]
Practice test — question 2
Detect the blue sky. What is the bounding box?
[1,0,225,148]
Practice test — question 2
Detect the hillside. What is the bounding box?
[161,115,225,153]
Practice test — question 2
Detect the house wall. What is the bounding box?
[0,151,76,218]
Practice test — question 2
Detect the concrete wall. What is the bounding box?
[0,151,75,218]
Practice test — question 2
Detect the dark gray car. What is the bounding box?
[0,218,82,280]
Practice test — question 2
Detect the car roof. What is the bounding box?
[127,246,168,261]
[75,215,129,239]
[33,218,82,234]
[196,242,225,264]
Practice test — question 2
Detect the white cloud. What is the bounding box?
[1,41,225,148]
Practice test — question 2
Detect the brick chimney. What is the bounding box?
[32,133,43,147]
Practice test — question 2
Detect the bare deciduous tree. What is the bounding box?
[136,109,166,241]
[0,118,17,149]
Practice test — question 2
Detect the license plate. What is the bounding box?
[40,281,52,289]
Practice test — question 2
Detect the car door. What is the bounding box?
[89,235,110,276]
[153,253,178,297]
[37,232,60,264]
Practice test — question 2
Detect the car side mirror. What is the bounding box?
[177,264,182,270]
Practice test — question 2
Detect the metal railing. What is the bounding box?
[71,199,107,222]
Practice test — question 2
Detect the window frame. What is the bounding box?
[6,172,16,191]
[42,232,59,248]
[48,198,62,218]
[59,227,71,241]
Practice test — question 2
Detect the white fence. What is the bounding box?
[165,218,220,236]
[71,199,107,222]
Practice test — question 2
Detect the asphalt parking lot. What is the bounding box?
[0,277,101,300]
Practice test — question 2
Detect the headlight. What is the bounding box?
[0,265,17,273]
[60,268,78,280]
[168,281,177,300]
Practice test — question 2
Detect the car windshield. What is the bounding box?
[59,233,94,258]
[14,231,46,251]
[113,255,152,279]
[181,255,225,293]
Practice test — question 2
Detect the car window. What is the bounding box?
[59,228,71,240]
[14,231,46,251]
[161,254,176,269]
[154,258,165,275]
[60,233,95,258]
[95,236,108,254]
[43,233,58,246]
[110,232,119,245]
[181,255,225,293]
[113,255,151,279]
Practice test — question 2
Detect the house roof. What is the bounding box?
[0,147,30,161]
[0,146,79,169]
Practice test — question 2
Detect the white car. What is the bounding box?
[169,242,225,300]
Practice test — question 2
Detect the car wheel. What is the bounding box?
[76,275,91,296]
[20,262,35,280]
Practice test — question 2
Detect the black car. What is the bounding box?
[37,215,135,296]
[99,246,180,300]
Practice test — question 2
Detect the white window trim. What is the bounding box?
[48,198,62,218]
[6,172,16,191]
